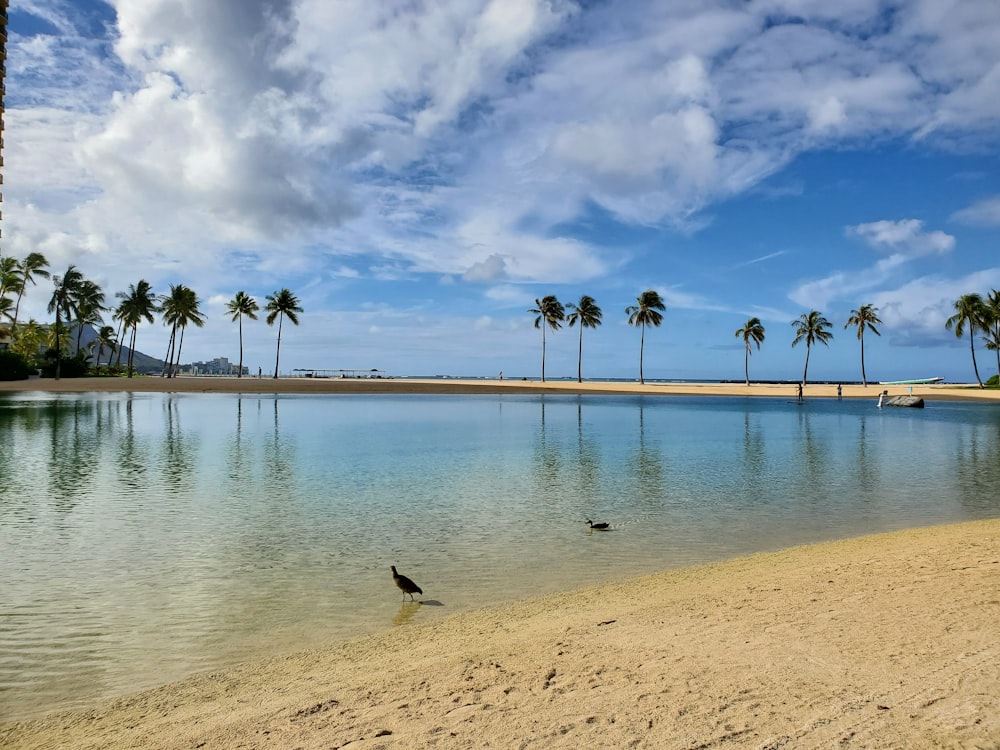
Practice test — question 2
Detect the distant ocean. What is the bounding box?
[2,391,997,719]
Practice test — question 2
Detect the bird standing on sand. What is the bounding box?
[586,519,610,530]
[391,565,423,601]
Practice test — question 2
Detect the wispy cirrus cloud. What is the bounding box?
[950,195,1000,226]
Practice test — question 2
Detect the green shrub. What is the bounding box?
[986,374,999,387]
[40,350,92,378]
[0,349,33,380]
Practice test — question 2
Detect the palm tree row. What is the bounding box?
[1,253,304,380]
[529,290,666,384]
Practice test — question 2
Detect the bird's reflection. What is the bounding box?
[392,602,422,627]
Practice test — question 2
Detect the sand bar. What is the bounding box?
[1,375,999,401]
[2,519,998,749]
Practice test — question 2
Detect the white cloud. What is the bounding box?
[950,195,1000,226]
[847,219,955,257]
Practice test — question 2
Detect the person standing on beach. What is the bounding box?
[797,383,803,404]
[498,371,503,380]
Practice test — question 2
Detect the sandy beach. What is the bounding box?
[1,519,997,749]
[1,375,999,401]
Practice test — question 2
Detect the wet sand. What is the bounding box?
[2,520,997,749]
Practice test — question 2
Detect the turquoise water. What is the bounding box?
[1,391,999,719]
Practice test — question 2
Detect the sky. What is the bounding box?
[4,0,1000,382]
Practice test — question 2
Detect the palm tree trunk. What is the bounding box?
[76,322,84,354]
[860,334,867,386]
[115,318,125,368]
[237,315,243,378]
[54,314,62,380]
[174,326,186,377]
[639,323,646,385]
[745,345,749,386]
[96,343,104,369]
[802,345,811,386]
[12,286,26,335]
[128,325,137,377]
[273,313,283,379]
[162,326,176,377]
[970,329,983,387]
[577,326,583,383]
[541,325,546,382]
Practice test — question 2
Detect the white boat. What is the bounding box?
[878,377,944,385]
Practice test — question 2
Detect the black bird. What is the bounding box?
[391,565,423,601]
[586,519,610,530]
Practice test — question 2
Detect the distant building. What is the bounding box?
[188,357,248,376]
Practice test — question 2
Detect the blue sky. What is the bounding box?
[4,0,1000,381]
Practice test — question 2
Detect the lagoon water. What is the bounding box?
[2,391,999,719]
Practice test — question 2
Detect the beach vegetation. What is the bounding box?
[46,265,85,380]
[159,284,205,377]
[10,253,51,336]
[844,304,882,387]
[984,289,1000,385]
[791,310,833,385]
[0,256,22,299]
[529,295,565,382]
[566,295,602,383]
[116,280,159,378]
[265,288,303,379]
[226,291,259,379]
[626,289,665,385]
[945,293,988,388]
[40,349,91,378]
[72,280,107,354]
[0,349,33,380]
[734,317,765,386]
[92,325,118,371]
[9,319,46,367]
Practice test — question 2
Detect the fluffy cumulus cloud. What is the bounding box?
[847,220,955,258]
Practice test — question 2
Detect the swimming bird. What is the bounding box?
[586,519,610,530]
[391,565,423,601]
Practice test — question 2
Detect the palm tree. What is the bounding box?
[11,252,50,335]
[984,289,1000,384]
[843,304,882,387]
[626,290,665,385]
[47,265,84,379]
[946,293,988,388]
[226,291,259,378]
[566,295,602,383]
[93,325,118,369]
[0,256,21,297]
[10,319,46,367]
[117,280,158,378]
[790,310,834,386]
[265,289,303,379]
[72,279,106,354]
[159,284,205,377]
[734,317,765,386]
[529,295,565,382]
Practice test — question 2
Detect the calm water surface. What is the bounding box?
[2,391,999,719]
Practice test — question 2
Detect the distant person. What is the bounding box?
[877,389,887,408]
[498,371,503,380]
[258,366,262,379]
[797,383,803,404]
[837,383,842,400]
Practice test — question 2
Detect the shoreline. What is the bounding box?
[1,375,999,401]
[2,519,997,748]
